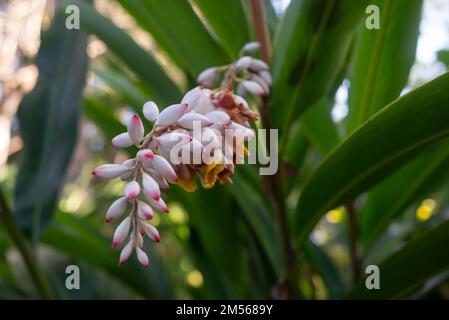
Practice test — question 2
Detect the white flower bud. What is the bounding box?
[112,216,131,248]
[155,103,188,127]
[137,200,154,220]
[197,67,218,87]
[181,87,202,110]
[140,221,161,242]
[127,114,144,145]
[251,74,270,94]
[136,247,149,267]
[105,196,128,222]
[235,56,252,70]
[119,239,134,265]
[227,121,256,140]
[259,70,272,86]
[141,172,161,201]
[236,83,247,96]
[112,133,134,148]
[206,111,230,128]
[250,58,269,71]
[157,132,192,149]
[242,41,260,53]
[92,164,129,179]
[177,112,213,129]
[242,80,265,96]
[147,196,169,213]
[136,149,154,161]
[124,180,140,200]
[234,95,250,109]
[182,138,204,155]
[143,101,159,122]
[150,155,178,183]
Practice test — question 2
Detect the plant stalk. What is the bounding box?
[0,185,54,299]
[249,0,296,298]
[346,202,362,282]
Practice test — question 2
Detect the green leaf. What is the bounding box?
[64,0,180,104]
[42,212,173,298]
[346,0,422,133]
[360,141,449,247]
[293,71,449,248]
[193,0,250,58]
[347,220,449,299]
[117,0,229,78]
[14,12,88,241]
[437,49,449,68]
[269,0,367,132]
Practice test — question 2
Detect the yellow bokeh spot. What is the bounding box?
[186,270,204,288]
[416,198,437,222]
[326,208,345,224]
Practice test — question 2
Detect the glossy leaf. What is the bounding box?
[347,0,422,132]
[294,71,449,248]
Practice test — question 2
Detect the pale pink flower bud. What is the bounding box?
[121,159,135,168]
[155,103,188,127]
[136,247,149,267]
[242,80,265,96]
[251,74,270,94]
[124,181,140,200]
[227,122,255,140]
[234,95,250,109]
[131,231,144,248]
[157,132,192,149]
[142,172,161,201]
[201,128,221,148]
[147,169,170,189]
[112,132,134,148]
[147,196,169,213]
[112,216,131,248]
[141,221,161,242]
[177,112,213,129]
[136,149,154,161]
[119,239,134,265]
[259,70,272,86]
[206,111,230,127]
[143,101,159,122]
[181,87,202,110]
[197,67,218,87]
[127,114,144,145]
[150,155,178,183]
[242,41,260,53]
[120,170,133,181]
[235,56,252,69]
[105,196,128,222]
[236,83,247,96]
[92,164,129,179]
[137,200,154,220]
[249,58,269,71]
[182,138,204,155]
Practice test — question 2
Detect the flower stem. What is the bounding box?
[0,185,54,299]
[346,202,362,282]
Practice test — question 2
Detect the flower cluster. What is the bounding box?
[92,42,271,266]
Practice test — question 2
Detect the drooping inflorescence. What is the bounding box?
[92,42,271,267]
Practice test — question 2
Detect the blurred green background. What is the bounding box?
[1,0,449,300]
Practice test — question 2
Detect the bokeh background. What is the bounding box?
[1,0,449,299]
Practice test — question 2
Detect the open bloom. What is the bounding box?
[93,42,270,266]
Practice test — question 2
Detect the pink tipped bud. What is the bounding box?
[137,200,154,220]
[141,172,161,201]
[150,155,178,183]
[127,114,144,145]
[143,101,159,122]
[181,87,202,110]
[119,240,133,265]
[141,221,161,242]
[249,58,269,71]
[155,104,188,127]
[136,149,154,161]
[206,111,230,128]
[235,56,252,70]
[147,196,169,213]
[124,181,140,200]
[112,133,134,148]
[197,67,219,88]
[112,217,131,248]
[177,112,213,129]
[242,80,265,96]
[92,164,129,179]
[136,247,149,267]
[105,196,128,222]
